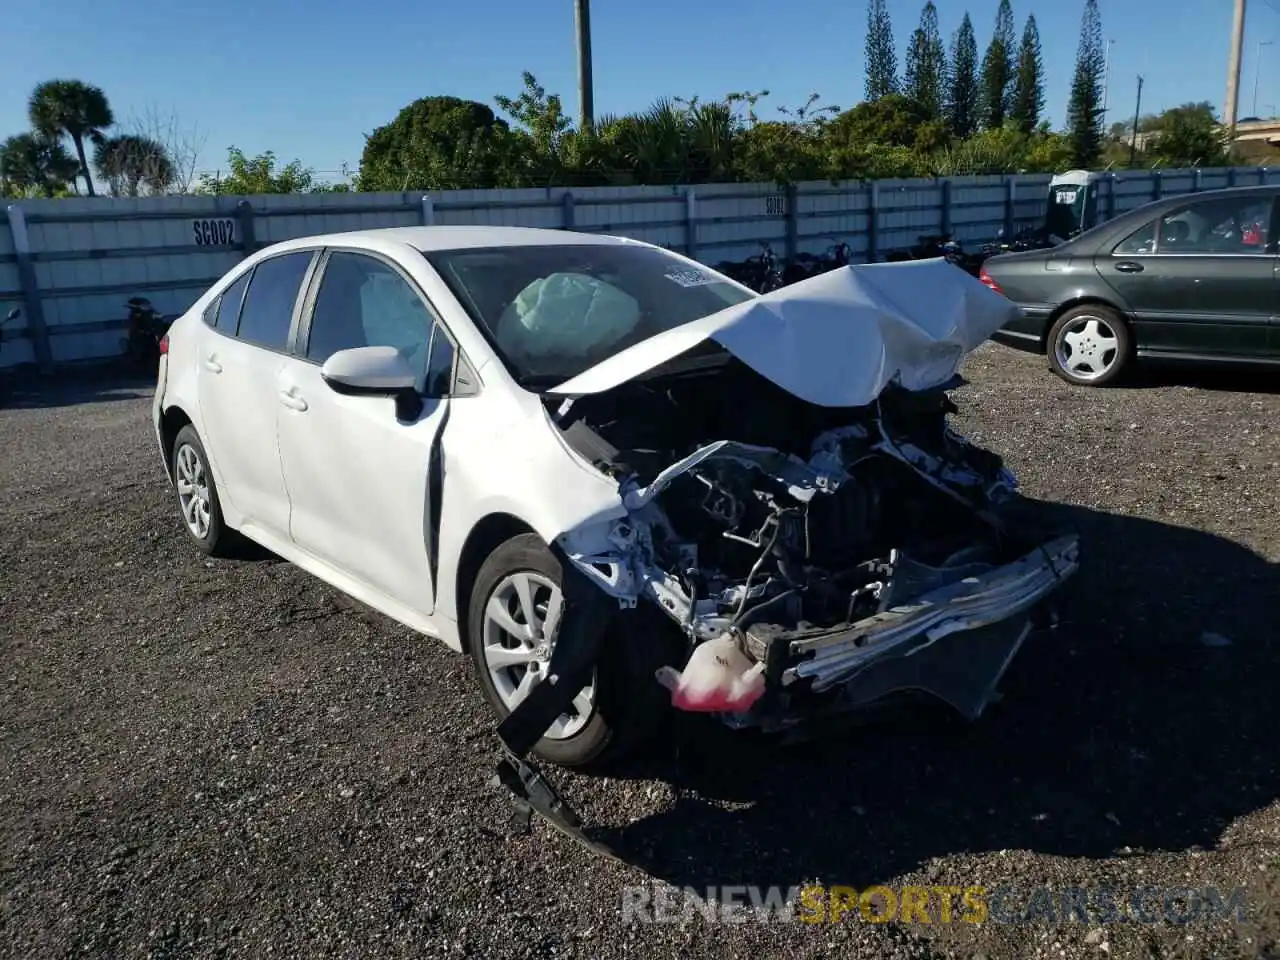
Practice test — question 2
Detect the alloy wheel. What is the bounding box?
[1054,314,1121,382]
[174,442,212,539]
[481,570,596,739]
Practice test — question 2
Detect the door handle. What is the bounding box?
[1114,261,1144,274]
[203,356,223,373]
[278,390,308,412]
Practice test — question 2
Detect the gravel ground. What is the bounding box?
[1,345,1278,960]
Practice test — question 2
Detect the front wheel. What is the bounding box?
[466,533,675,768]
[1046,305,1133,387]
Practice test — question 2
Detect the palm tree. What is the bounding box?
[28,80,115,196]
[0,132,80,198]
[93,134,175,196]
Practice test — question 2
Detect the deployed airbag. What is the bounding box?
[497,272,641,362]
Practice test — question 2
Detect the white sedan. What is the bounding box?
[153,226,1078,775]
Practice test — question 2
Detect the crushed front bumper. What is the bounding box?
[740,533,1079,721]
[490,535,1079,860]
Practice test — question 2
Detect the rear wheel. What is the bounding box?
[466,533,676,768]
[171,425,239,557]
[1047,305,1132,386]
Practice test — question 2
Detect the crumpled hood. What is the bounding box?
[548,258,1020,407]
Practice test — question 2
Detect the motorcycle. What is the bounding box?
[782,240,854,285]
[121,297,172,375]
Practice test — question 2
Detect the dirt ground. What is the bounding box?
[1,343,1278,960]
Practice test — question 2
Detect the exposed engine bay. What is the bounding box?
[553,349,1077,723]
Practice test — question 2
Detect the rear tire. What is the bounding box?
[171,425,240,557]
[466,533,677,768]
[1046,305,1132,387]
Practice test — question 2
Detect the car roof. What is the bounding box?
[1122,184,1277,219]
[259,225,635,256]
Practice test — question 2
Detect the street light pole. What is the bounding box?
[1253,40,1273,117]
[1129,75,1144,168]
[574,0,595,132]
[1102,39,1116,114]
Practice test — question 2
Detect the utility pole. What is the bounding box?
[1224,0,1247,127]
[574,0,594,132]
[1129,75,1144,168]
[1253,39,1273,117]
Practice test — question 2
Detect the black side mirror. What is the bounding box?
[5,307,19,322]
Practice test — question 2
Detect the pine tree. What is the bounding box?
[1067,0,1105,165]
[980,0,1016,129]
[947,13,980,138]
[904,1,947,119]
[1011,14,1045,132]
[865,0,899,101]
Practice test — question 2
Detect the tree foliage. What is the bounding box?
[28,80,114,196]
[1067,0,1105,167]
[195,147,315,195]
[0,133,78,198]
[357,95,514,191]
[980,0,1016,130]
[947,14,981,139]
[1144,103,1234,167]
[865,0,899,101]
[904,2,947,120]
[1011,15,1045,133]
[93,134,174,196]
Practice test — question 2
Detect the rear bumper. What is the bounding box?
[990,304,1054,353]
[151,356,168,478]
[741,533,1080,721]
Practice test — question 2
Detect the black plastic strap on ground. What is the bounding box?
[491,550,624,862]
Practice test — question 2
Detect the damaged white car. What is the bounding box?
[154,226,1077,829]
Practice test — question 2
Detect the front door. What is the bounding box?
[1097,193,1277,359]
[196,251,315,538]
[276,249,462,618]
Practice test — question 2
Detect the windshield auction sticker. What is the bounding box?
[664,268,721,288]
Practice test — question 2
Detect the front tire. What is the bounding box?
[171,425,239,557]
[1046,305,1132,386]
[466,533,674,768]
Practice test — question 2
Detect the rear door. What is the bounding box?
[1097,193,1277,359]
[195,250,316,538]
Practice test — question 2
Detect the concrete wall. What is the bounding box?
[2,165,1276,369]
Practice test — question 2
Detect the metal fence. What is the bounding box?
[2,165,1275,370]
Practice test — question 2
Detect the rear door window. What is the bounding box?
[213,272,250,333]
[236,252,314,350]
[1113,220,1157,255]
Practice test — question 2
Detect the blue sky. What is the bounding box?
[3,0,1278,182]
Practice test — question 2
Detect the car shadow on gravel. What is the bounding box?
[1,370,154,410]
[586,500,1279,893]
[1124,364,1280,394]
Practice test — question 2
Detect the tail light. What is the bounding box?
[978,267,1004,296]
[158,334,169,355]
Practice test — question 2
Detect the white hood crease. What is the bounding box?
[548,258,1020,408]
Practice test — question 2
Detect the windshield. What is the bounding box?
[424,244,754,385]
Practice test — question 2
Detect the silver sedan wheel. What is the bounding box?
[174,442,212,539]
[1054,314,1121,381]
[481,570,595,740]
